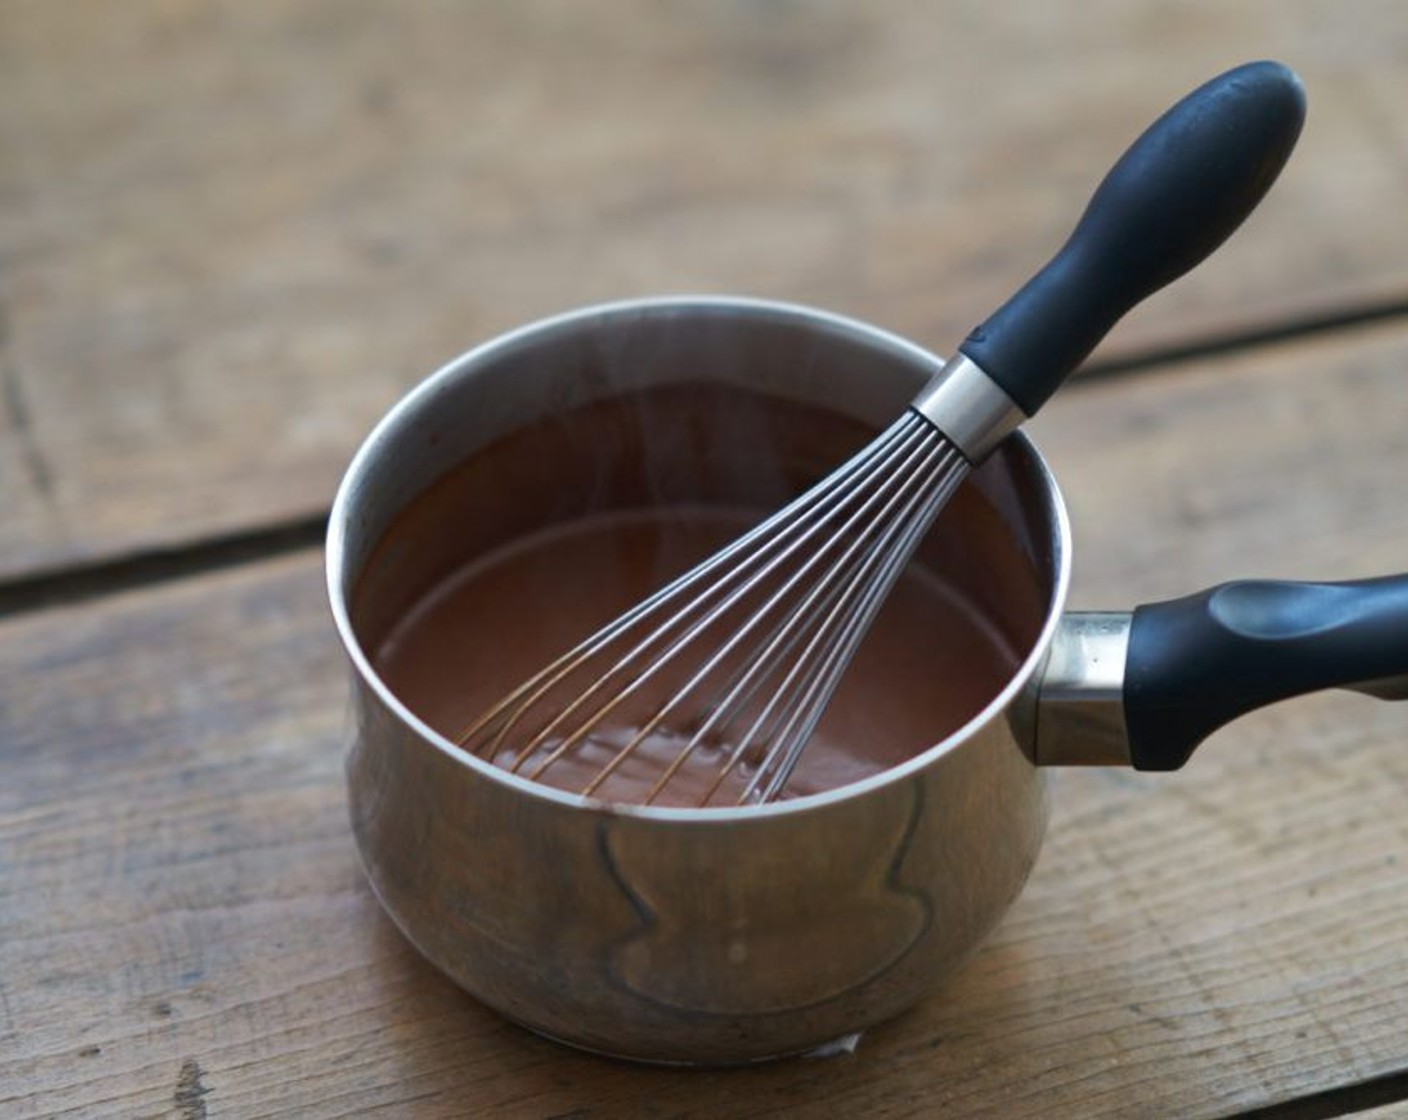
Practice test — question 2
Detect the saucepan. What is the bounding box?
[326,296,1408,1065]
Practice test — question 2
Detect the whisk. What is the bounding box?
[457,61,1306,806]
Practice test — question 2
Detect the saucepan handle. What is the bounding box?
[1033,574,1408,768]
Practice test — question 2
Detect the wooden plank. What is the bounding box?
[4,0,1408,580]
[1028,319,1408,602]
[4,319,1408,1116]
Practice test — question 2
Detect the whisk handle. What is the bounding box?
[959,60,1305,417]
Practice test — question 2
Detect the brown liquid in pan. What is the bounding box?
[361,385,1040,808]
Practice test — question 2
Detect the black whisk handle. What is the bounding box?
[959,60,1306,416]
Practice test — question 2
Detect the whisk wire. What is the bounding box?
[458,411,971,806]
[454,416,918,762]
[701,425,961,804]
[583,416,945,797]
[450,417,912,772]
[749,442,969,801]
[568,421,931,789]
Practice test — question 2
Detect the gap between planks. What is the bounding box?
[2,296,1408,624]
[0,513,327,621]
[1232,1067,1408,1119]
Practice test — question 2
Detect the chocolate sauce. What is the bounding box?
[358,384,1042,808]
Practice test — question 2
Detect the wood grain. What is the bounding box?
[5,0,1408,580]
[3,318,1408,1116]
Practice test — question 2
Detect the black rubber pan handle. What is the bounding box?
[960,60,1305,416]
[1125,574,1408,771]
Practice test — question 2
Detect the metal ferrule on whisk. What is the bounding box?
[909,354,1027,464]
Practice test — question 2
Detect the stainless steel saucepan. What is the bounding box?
[327,297,1408,1065]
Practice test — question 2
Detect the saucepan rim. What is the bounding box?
[325,295,1073,822]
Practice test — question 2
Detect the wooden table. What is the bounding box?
[5,4,1408,1116]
